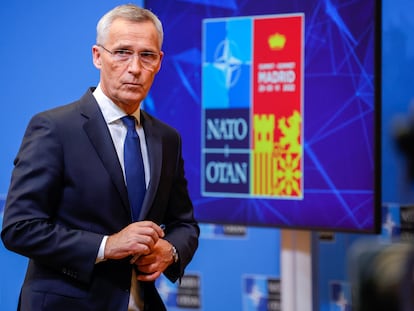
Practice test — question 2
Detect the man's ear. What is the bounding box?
[154,51,164,73]
[92,45,102,69]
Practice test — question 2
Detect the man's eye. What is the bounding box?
[114,50,133,56]
[140,52,158,61]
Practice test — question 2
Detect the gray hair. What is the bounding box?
[96,4,164,49]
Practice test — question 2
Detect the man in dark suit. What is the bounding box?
[1,4,199,311]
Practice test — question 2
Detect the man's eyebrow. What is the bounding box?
[112,44,133,50]
[112,42,158,52]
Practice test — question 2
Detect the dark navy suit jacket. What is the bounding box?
[1,88,199,311]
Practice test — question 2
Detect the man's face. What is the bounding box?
[92,19,163,114]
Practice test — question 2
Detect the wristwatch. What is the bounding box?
[171,245,179,263]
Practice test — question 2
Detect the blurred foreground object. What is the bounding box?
[393,101,414,181]
[348,239,414,311]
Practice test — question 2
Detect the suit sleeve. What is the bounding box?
[1,112,103,284]
[160,131,200,282]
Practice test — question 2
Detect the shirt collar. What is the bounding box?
[92,84,141,125]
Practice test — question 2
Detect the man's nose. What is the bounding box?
[127,54,142,72]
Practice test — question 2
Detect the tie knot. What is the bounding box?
[122,116,136,131]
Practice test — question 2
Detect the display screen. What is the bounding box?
[145,0,381,232]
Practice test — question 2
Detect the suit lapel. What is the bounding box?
[140,111,162,220]
[78,90,130,215]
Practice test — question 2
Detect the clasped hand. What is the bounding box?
[104,221,173,281]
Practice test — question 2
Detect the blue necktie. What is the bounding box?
[122,116,146,221]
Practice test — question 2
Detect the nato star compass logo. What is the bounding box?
[213,39,243,88]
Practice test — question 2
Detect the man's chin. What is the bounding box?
[121,87,146,99]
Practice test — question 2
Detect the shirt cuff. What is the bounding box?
[95,235,108,263]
